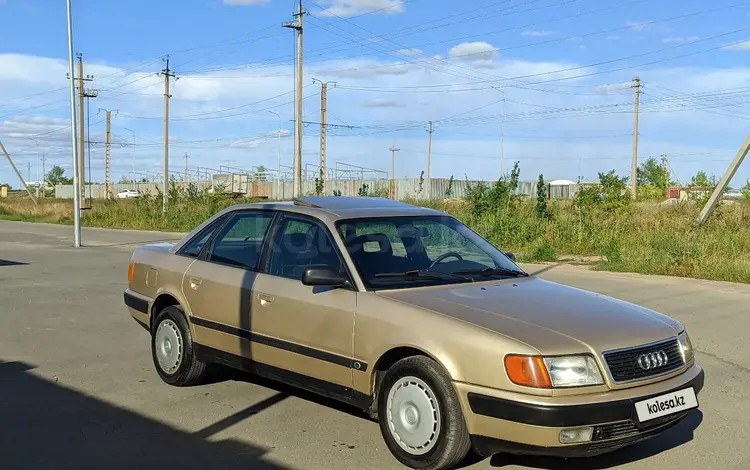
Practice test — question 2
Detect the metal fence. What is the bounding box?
[55,178,579,201]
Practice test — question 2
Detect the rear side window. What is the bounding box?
[179,217,226,258]
[208,212,274,270]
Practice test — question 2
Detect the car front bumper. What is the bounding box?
[455,363,704,458]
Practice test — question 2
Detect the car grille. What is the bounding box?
[603,337,684,382]
[588,412,688,453]
[592,421,639,441]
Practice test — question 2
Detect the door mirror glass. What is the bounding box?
[302,266,349,287]
[505,252,516,262]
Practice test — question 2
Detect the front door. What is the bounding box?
[250,214,357,389]
[182,210,275,357]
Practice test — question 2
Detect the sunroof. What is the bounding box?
[293,196,414,210]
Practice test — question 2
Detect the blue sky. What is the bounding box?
[3,0,750,188]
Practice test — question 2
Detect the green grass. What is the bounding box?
[3,190,750,283]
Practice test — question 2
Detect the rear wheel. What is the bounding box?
[377,356,471,470]
[151,306,207,386]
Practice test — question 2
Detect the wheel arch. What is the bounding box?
[150,290,188,331]
[369,344,460,397]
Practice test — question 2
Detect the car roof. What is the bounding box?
[223,196,443,219]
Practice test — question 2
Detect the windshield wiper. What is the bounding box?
[374,269,473,282]
[453,267,528,277]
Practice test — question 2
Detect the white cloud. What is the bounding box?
[606,35,620,40]
[721,39,750,51]
[3,54,750,186]
[626,20,649,31]
[662,36,700,44]
[395,48,423,57]
[316,0,404,17]
[362,99,404,108]
[521,30,554,37]
[448,41,498,61]
[222,0,270,5]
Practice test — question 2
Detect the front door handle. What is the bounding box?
[258,293,274,307]
[189,277,202,290]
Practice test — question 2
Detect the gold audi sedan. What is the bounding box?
[124,197,703,470]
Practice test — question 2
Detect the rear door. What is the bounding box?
[181,210,276,356]
[250,213,358,389]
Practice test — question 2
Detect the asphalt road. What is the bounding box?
[1,220,748,470]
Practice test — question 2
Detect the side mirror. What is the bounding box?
[505,252,516,262]
[301,266,349,287]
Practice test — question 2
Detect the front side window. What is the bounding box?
[268,217,343,280]
[179,216,226,258]
[337,215,523,289]
[207,212,274,269]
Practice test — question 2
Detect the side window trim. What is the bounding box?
[263,212,356,289]
[202,209,278,271]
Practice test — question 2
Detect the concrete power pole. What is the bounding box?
[697,135,750,226]
[40,154,47,197]
[313,78,336,194]
[631,76,641,199]
[0,141,37,205]
[76,54,94,210]
[105,110,112,198]
[389,145,400,200]
[159,56,177,212]
[427,121,434,183]
[284,1,306,198]
[184,153,189,183]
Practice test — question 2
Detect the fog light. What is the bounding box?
[559,427,594,444]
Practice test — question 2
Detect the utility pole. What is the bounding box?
[40,154,47,196]
[312,78,336,194]
[0,141,37,205]
[27,161,31,184]
[75,54,94,211]
[158,55,177,212]
[427,121,434,198]
[184,153,189,183]
[389,145,400,200]
[104,110,112,198]
[631,76,641,199]
[284,1,306,198]
[697,135,750,226]
[66,0,81,247]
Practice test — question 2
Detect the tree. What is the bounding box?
[535,174,549,219]
[637,157,674,191]
[255,165,267,182]
[46,165,73,186]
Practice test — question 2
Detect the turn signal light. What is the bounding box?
[128,259,135,283]
[505,355,552,388]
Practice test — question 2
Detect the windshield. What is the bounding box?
[336,215,524,289]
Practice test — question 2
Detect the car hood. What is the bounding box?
[377,276,683,355]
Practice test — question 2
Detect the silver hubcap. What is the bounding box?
[386,376,441,455]
[155,319,183,374]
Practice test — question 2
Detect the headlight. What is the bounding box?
[505,354,604,388]
[544,356,604,387]
[678,330,694,363]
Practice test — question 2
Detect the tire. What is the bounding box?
[151,305,207,386]
[377,356,471,470]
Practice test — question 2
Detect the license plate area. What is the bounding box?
[634,387,698,425]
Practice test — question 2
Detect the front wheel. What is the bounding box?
[377,356,471,470]
[151,306,207,386]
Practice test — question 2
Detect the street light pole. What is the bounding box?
[66,0,81,247]
[268,110,282,200]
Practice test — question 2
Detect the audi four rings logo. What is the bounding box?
[637,351,669,370]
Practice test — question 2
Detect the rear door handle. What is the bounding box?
[258,293,274,307]
[189,277,202,290]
